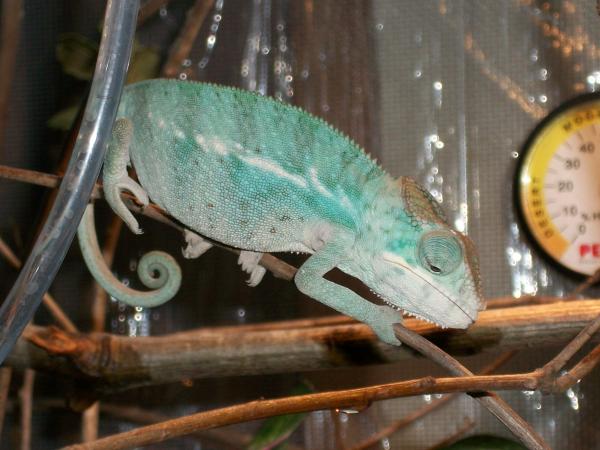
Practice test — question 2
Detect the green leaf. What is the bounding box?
[247,382,313,450]
[55,33,98,81]
[439,435,527,450]
[47,105,79,131]
[126,45,160,84]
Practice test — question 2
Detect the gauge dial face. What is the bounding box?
[519,95,600,276]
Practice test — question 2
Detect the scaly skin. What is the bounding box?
[77,79,484,345]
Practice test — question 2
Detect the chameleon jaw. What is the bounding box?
[370,287,444,327]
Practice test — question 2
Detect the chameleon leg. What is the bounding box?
[295,231,402,346]
[182,230,265,286]
[238,251,266,287]
[103,118,149,235]
[182,229,213,259]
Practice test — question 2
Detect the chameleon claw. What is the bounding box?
[182,229,212,259]
[238,251,266,287]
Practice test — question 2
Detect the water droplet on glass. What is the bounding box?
[207,35,216,48]
[375,23,384,31]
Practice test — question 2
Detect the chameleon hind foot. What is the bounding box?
[182,229,213,259]
[238,251,266,287]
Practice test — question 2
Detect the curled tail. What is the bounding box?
[77,203,182,308]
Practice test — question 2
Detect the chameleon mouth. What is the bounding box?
[369,288,447,327]
[381,253,476,325]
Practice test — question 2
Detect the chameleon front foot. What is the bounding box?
[368,306,403,346]
[238,251,266,287]
[182,229,213,259]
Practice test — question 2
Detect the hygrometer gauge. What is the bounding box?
[517,93,600,276]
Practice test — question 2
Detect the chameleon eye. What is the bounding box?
[418,231,462,275]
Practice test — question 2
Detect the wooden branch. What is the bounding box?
[393,325,548,450]
[5,299,600,391]
[59,373,540,450]
[137,0,171,25]
[18,369,34,450]
[0,0,23,156]
[350,350,517,450]
[350,395,454,450]
[161,0,214,78]
[98,403,250,450]
[0,165,66,192]
[0,367,11,440]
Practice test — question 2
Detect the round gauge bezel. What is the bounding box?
[514,91,600,278]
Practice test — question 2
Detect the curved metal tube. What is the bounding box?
[0,0,139,363]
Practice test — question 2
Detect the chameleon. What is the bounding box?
[77,79,484,345]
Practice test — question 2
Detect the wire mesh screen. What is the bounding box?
[0,0,600,449]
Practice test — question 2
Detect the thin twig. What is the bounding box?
[98,403,250,450]
[59,373,539,450]
[392,324,549,450]
[485,295,565,309]
[137,0,171,25]
[567,267,600,300]
[539,263,600,376]
[161,0,215,78]
[81,403,100,444]
[0,367,12,440]
[350,350,517,450]
[5,397,252,450]
[0,0,23,157]
[552,343,600,392]
[18,369,35,450]
[349,396,454,450]
[0,236,78,332]
[331,409,346,450]
[536,312,600,393]
[0,164,64,190]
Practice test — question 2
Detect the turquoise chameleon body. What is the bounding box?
[77,79,484,345]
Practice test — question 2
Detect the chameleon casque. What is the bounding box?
[77,79,484,345]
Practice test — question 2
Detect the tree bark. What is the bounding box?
[5,299,600,392]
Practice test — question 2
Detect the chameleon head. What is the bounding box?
[358,177,484,329]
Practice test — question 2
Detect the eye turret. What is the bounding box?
[418,231,463,275]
